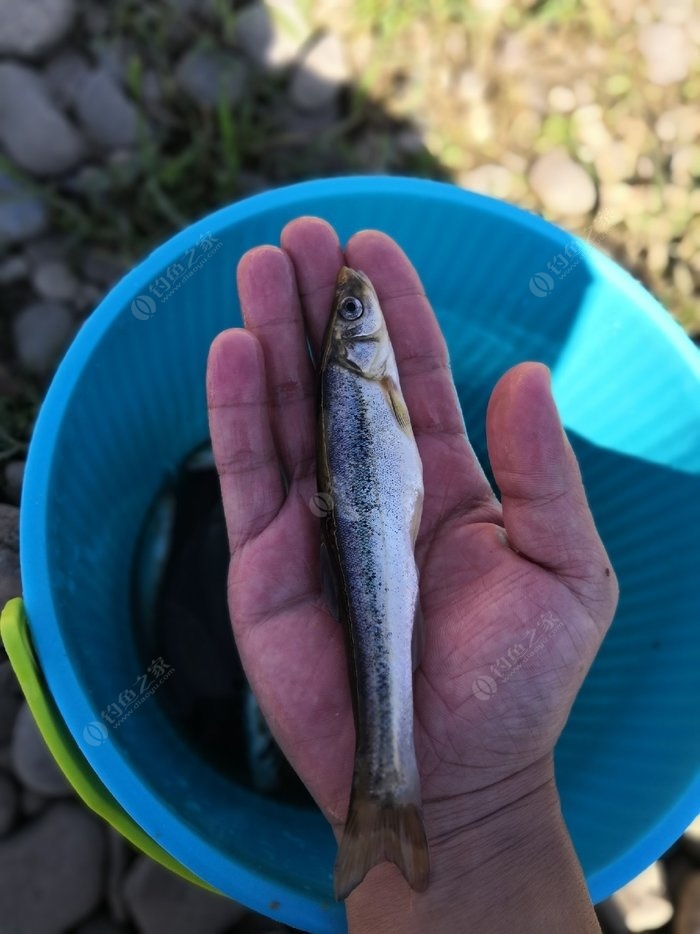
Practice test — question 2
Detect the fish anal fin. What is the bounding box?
[334,796,430,900]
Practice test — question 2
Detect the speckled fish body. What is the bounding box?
[317,266,429,900]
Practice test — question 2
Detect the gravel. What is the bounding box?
[290,33,350,110]
[0,0,75,58]
[10,703,72,797]
[31,259,79,303]
[0,660,22,749]
[638,22,691,86]
[0,173,48,247]
[234,0,311,70]
[0,505,21,610]
[175,48,248,106]
[43,51,92,108]
[0,801,105,934]
[73,67,138,150]
[529,149,597,215]
[123,857,247,934]
[0,64,84,176]
[12,300,74,375]
[3,461,25,506]
[0,771,19,836]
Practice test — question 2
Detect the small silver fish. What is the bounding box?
[317,266,429,900]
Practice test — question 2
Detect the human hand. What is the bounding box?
[206,217,618,932]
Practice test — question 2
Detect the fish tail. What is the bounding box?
[333,793,430,900]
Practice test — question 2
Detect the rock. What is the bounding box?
[13,300,74,375]
[0,771,19,836]
[594,141,636,183]
[43,52,92,109]
[0,505,21,610]
[74,915,133,934]
[0,660,22,749]
[677,873,700,934]
[529,149,597,215]
[0,0,75,58]
[80,249,125,287]
[0,64,84,176]
[548,85,577,113]
[175,48,248,107]
[32,259,79,303]
[3,461,25,505]
[684,815,700,858]
[611,861,673,932]
[74,68,138,150]
[460,163,518,200]
[20,788,49,817]
[0,255,30,284]
[234,0,311,70]
[74,282,104,315]
[0,801,105,934]
[0,173,48,247]
[290,34,350,110]
[105,827,131,922]
[638,22,690,85]
[123,857,247,934]
[11,702,71,797]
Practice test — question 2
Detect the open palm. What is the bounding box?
[206,217,619,853]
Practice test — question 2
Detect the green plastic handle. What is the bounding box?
[0,597,220,894]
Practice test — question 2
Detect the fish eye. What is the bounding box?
[340,296,363,320]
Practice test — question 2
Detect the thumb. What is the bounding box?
[486,362,618,621]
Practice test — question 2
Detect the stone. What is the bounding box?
[0,0,75,58]
[611,861,673,932]
[0,255,29,284]
[460,164,517,200]
[105,828,131,922]
[0,660,22,749]
[123,856,247,934]
[20,788,49,817]
[0,801,105,934]
[74,915,133,934]
[43,52,92,109]
[234,0,311,70]
[175,48,248,107]
[0,173,48,247]
[638,23,690,85]
[0,64,84,176]
[13,301,74,375]
[677,873,700,934]
[529,149,597,215]
[0,505,21,610]
[684,814,700,857]
[11,702,71,797]
[32,260,79,303]
[80,249,126,287]
[3,460,25,505]
[74,68,138,150]
[0,771,19,836]
[290,34,350,110]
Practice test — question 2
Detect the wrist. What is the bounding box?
[343,759,599,934]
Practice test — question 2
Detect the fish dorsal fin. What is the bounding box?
[382,377,412,435]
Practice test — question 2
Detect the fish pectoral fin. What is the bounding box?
[411,600,425,671]
[334,796,430,900]
[320,539,340,622]
[382,377,413,435]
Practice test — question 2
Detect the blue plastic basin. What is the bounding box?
[20,176,700,932]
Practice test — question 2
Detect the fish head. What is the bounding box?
[325,267,389,378]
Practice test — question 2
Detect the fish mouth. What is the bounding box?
[335,266,372,294]
[336,266,356,288]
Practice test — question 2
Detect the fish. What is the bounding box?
[316,265,429,900]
